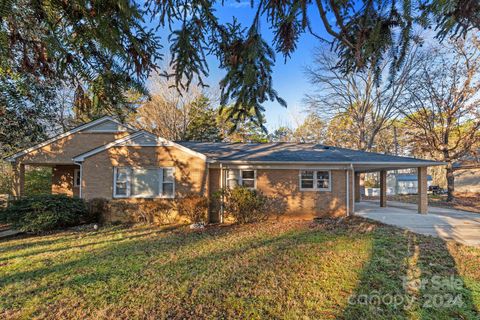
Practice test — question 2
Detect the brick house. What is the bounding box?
[6,116,443,222]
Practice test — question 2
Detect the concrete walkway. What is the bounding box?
[355,201,480,247]
[0,229,21,239]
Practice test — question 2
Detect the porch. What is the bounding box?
[11,163,81,198]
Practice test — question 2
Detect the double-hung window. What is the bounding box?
[300,170,331,191]
[239,170,256,189]
[113,167,175,198]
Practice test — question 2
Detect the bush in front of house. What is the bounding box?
[0,195,94,232]
[220,187,274,224]
[176,194,209,223]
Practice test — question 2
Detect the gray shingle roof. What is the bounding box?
[177,142,439,164]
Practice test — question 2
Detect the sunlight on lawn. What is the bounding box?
[0,219,479,319]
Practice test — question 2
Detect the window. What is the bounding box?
[300,170,331,191]
[74,169,81,187]
[114,167,130,197]
[240,170,256,189]
[113,167,175,198]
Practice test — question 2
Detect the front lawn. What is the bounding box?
[0,218,479,319]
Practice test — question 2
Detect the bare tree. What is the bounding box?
[401,37,480,201]
[133,73,209,141]
[304,45,419,151]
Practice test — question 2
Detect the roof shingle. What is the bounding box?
[177,142,439,164]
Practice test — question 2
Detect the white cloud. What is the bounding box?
[227,1,251,9]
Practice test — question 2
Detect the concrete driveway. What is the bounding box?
[355,201,480,247]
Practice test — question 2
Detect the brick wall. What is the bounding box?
[82,145,208,222]
[256,169,349,217]
[52,165,79,197]
[208,168,352,219]
[18,132,130,165]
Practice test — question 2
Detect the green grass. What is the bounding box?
[0,218,479,319]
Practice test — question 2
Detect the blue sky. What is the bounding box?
[148,1,330,131]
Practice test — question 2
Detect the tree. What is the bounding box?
[184,97,222,142]
[145,0,479,123]
[293,113,326,143]
[0,79,58,157]
[132,75,205,141]
[1,0,161,120]
[305,48,418,151]
[269,126,294,142]
[217,106,269,143]
[3,1,479,128]
[401,38,480,201]
[322,114,356,149]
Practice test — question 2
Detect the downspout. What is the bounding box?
[346,167,349,216]
[350,163,355,214]
[219,163,224,223]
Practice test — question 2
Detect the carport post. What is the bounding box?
[418,167,428,214]
[380,170,387,207]
[354,172,361,202]
[11,162,25,198]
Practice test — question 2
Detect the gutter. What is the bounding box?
[346,165,350,216]
[207,160,446,166]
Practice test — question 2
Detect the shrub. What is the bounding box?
[223,187,271,224]
[176,194,208,223]
[105,200,178,224]
[88,198,109,222]
[0,195,92,233]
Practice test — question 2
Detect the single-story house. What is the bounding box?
[387,173,433,195]
[6,116,443,222]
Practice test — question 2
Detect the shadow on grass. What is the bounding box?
[0,222,369,319]
[340,225,479,319]
[0,224,184,260]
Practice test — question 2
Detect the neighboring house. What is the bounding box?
[453,157,480,193]
[6,116,443,222]
[387,173,433,195]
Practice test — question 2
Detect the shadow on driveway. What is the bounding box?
[355,201,480,247]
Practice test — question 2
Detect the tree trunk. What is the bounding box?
[445,162,455,202]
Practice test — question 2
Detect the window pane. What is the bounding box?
[317,171,329,180]
[162,183,174,197]
[116,168,129,182]
[301,171,314,179]
[241,170,255,179]
[317,171,330,189]
[317,179,329,189]
[163,168,174,183]
[242,179,255,188]
[115,182,127,196]
[132,168,159,197]
[301,180,314,189]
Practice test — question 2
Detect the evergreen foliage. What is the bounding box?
[2,0,478,130]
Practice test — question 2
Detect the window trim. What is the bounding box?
[74,168,81,187]
[239,169,257,189]
[299,170,332,192]
[113,166,175,199]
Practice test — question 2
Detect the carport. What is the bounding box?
[352,161,445,214]
[356,201,480,247]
